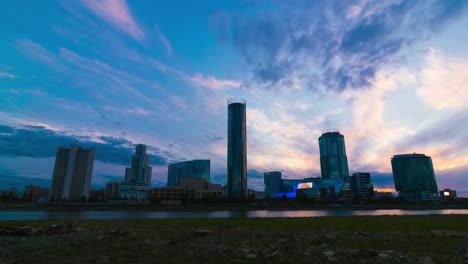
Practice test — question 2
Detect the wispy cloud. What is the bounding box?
[417,48,468,110]
[0,69,16,79]
[189,73,241,90]
[81,0,145,41]
[155,25,172,56]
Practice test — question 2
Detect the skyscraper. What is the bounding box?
[391,153,439,201]
[227,99,247,199]
[167,160,210,187]
[119,144,152,200]
[49,145,95,200]
[319,131,349,179]
[264,171,282,199]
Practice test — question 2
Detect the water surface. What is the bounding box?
[1,209,468,220]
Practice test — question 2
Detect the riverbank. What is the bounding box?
[1,215,467,263]
[1,202,468,211]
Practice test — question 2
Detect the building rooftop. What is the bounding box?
[228,98,246,105]
[392,153,431,159]
[320,131,343,137]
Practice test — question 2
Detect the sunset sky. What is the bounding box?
[1,0,468,196]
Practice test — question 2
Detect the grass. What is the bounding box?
[1,215,467,263]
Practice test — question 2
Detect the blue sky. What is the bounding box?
[1,0,468,196]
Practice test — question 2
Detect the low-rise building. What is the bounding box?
[150,178,222,202]
[23,184,49,202]
[439,189,457,200]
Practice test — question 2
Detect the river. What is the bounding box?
[1,209,468,220]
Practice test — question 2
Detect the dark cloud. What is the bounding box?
[370,172,395,189]
[0,169,51,191]
[0,125,171,166]
[0,125,15,134]
[205,133,223,141]
[247,169,264,179]
[212,0,468,92]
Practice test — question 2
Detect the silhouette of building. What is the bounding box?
[23,184,49,202]
[150,178,222,202]
[319,132,349,179]
[263,172,346,200]
[119,144,152,200]
[264,171,282,199]
[167,160,210,187]
[391,153,439,201]
[227,99,247,199]
[346,172,374,200]
[49,145,95,200]
[105,181,121,200]
[0,188,18,201]
[89,189,106,202]
[439,189,457,201]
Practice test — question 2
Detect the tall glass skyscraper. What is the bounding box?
[120,144,152,200]
[391,153,439,201]
[319,132,349,179]
[227,99,247,199]
[49,145,95,200]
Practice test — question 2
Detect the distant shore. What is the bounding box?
[1,202,468,211]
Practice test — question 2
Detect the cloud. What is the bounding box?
[213,0,468,92]
[189,73,241,90]
[81,0,145,41]
[0,124,171,166]
[247,169,264,179]
[0,169,51,191]
[0,70,16,79]
[15,39,65,70]
[417,49,468,110]
[155,25,172,56]
[205,133,223,142]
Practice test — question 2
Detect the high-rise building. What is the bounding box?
[119,144,152,200]
[319,131,349,179]
[264,171,282,199]
[49,145,95,200]
[105,181,121,200]
[227,99,247,199]
[391,153,439,201]
[347,172,373,200]
[167,160,210,187]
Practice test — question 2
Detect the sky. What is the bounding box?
[1,0,468,196]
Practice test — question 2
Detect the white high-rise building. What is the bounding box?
[49,145,95,200]
[120,144,152,200]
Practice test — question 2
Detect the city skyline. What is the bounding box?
[1,1,468,196]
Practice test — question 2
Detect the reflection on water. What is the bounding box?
[0,209,467,220]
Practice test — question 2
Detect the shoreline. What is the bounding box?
[1,215,467,263]
[1,203,468,212]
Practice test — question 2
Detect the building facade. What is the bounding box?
[439,189,457,200]
[150,178,223,202]
[347,172,373,200]
[227,99,247,199]
[391,153,439,201]
[23,184,49,202]
[264,171,282,199]
[167,160,210,187]
[105,181,121,200]
[49,145,95,200]
[319,132,349,179]
[120,144,152,200]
